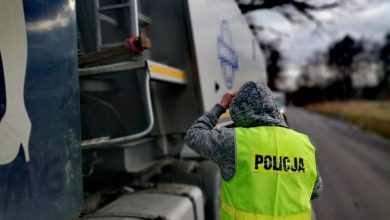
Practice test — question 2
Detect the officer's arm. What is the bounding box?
[184,103,232,160]
[184,92,235,159]
[311,166,323,200]
[184,92,236,180]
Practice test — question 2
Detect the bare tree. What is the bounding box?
[235,0,373,91]
[379,32,390,97]
[297,35,382,101]
[259,41,284,90]
[236,0,339,24]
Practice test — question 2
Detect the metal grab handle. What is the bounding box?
[129,0,139,36]
[82,70,154,150]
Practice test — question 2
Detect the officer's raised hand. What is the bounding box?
[219,92,236,110]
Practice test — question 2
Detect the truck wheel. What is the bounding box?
[198,161,220,220]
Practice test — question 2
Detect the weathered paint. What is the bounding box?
[0,0,83,219]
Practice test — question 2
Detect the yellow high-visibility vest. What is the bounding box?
[221,126,317,220]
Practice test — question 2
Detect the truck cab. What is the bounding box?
[0,0,267,219]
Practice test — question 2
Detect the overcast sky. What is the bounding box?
[245,0,390,90]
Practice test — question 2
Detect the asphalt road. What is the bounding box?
[286,107,390,220]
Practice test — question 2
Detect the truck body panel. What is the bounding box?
[0,0,83,219]
[188,0,267,111]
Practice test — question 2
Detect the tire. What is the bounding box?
[197,161,220,220]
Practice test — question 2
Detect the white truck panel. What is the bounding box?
[187,0,267,111]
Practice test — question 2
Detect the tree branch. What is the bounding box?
[238,0,339,15]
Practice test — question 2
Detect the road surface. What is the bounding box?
[287,107,390,220]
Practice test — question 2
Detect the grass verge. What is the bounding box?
[306,100,390,139]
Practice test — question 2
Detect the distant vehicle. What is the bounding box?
[273,91,288,123]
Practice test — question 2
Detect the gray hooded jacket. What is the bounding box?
[184,82,322,199]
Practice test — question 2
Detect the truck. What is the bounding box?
[0,0,267,219]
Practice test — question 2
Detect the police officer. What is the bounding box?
[185,82,322,220]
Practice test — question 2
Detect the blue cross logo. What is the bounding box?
[217,20,239,90]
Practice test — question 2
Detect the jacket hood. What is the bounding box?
[230,82,287,128]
